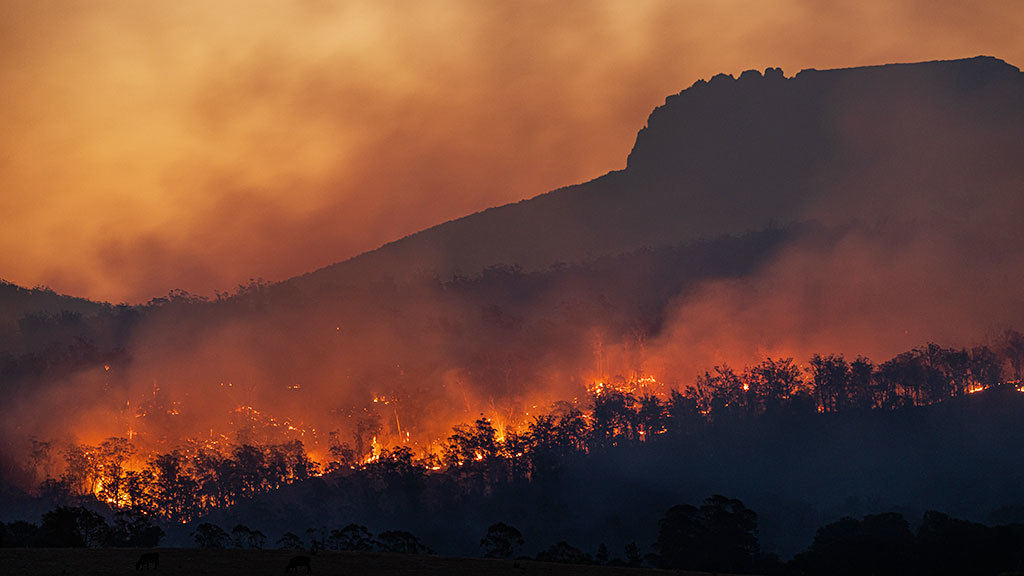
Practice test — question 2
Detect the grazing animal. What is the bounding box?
[136,552,160,570]
[286,555,312,574]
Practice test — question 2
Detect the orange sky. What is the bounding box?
[2,0,1022,303]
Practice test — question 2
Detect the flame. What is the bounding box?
[363,436,380,464]
[36,355,1024,524]
[588,375,665,398]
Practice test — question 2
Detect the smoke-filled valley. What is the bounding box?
[3,56,1024,564]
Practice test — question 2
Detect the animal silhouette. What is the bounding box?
[286,555,312,573]
[136,552,159,570]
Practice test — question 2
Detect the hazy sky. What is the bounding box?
[2,0,1022,303]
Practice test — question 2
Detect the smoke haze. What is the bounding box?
[2,1,1023,302]
[2,55,1023,464]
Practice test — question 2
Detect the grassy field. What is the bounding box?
[0,548,726,576]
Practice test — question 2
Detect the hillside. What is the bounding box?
[193,384,1024,559]
[288,56,1024,291]
[0,280,112,352]
[3,57,1024,566]
[3,56,1024,461]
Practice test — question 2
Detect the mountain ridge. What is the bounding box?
[285,55,1024,294]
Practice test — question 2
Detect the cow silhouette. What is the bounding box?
[286,555,312,573]
[136,552,159,570]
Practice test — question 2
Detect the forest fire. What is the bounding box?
[1,50,1023,572]
[16,330,1023,527]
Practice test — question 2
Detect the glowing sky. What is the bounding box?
[2,0,1022,303]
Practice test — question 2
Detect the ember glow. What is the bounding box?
[3,5,1024,562]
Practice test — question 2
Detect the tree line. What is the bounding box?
[34,438,318,524]
[22,334,1024,526]
[5,497,1023,576]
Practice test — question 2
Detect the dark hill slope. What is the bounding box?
[288,56,1024,291]
[0,280,113,352]
[201,385,1024,559]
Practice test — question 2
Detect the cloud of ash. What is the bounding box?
[647,63,1024,381]
[1,1,1022,302]
[3,5,1024,492]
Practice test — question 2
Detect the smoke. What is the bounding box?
[648,63,1024,381]
[2,6,1024,514]
[2,1,1022,302]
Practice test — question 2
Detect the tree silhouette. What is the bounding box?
[590,389,637,448]
[636,394,668,439]
[40,506,108,547]
[122,470,154,512]
[655,495,758,572]
[969,345,1002,390]
[916,510,996,576]
[326,431,357,473]
[60,443,98,497]
[232,444,268,498]
[231,524,252,548]
[698,365,746,418]
[305,526,326,553]
[150,450,198,522]
[107,509,164,547]
[746,357,802,413]
[875,356,914,410]
[38,477,73,507]
[537,541,589,564]
[809,354,850,413]
[96,437,134,505]
[445,417,499,466]
[793,512,914,576]
[848,356,875,409]
[526,414,560,478]
[498,429,530,483]
[624,541,642,567]
[377,530,430,554]
[192,523,229,548]
[330,524,374,551]
[554,406,588,454]
[3,521,40,547]
[480,522,524,558]
[276,532,305,550]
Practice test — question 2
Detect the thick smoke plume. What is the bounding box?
[2,1,1022,302]
[3,59,1024,512]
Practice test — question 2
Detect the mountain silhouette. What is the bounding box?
[288,55,1023,291]
[5,55,1024,456]
[4,57,1024,561]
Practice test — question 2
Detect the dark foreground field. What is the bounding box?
[0,549,724,576]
